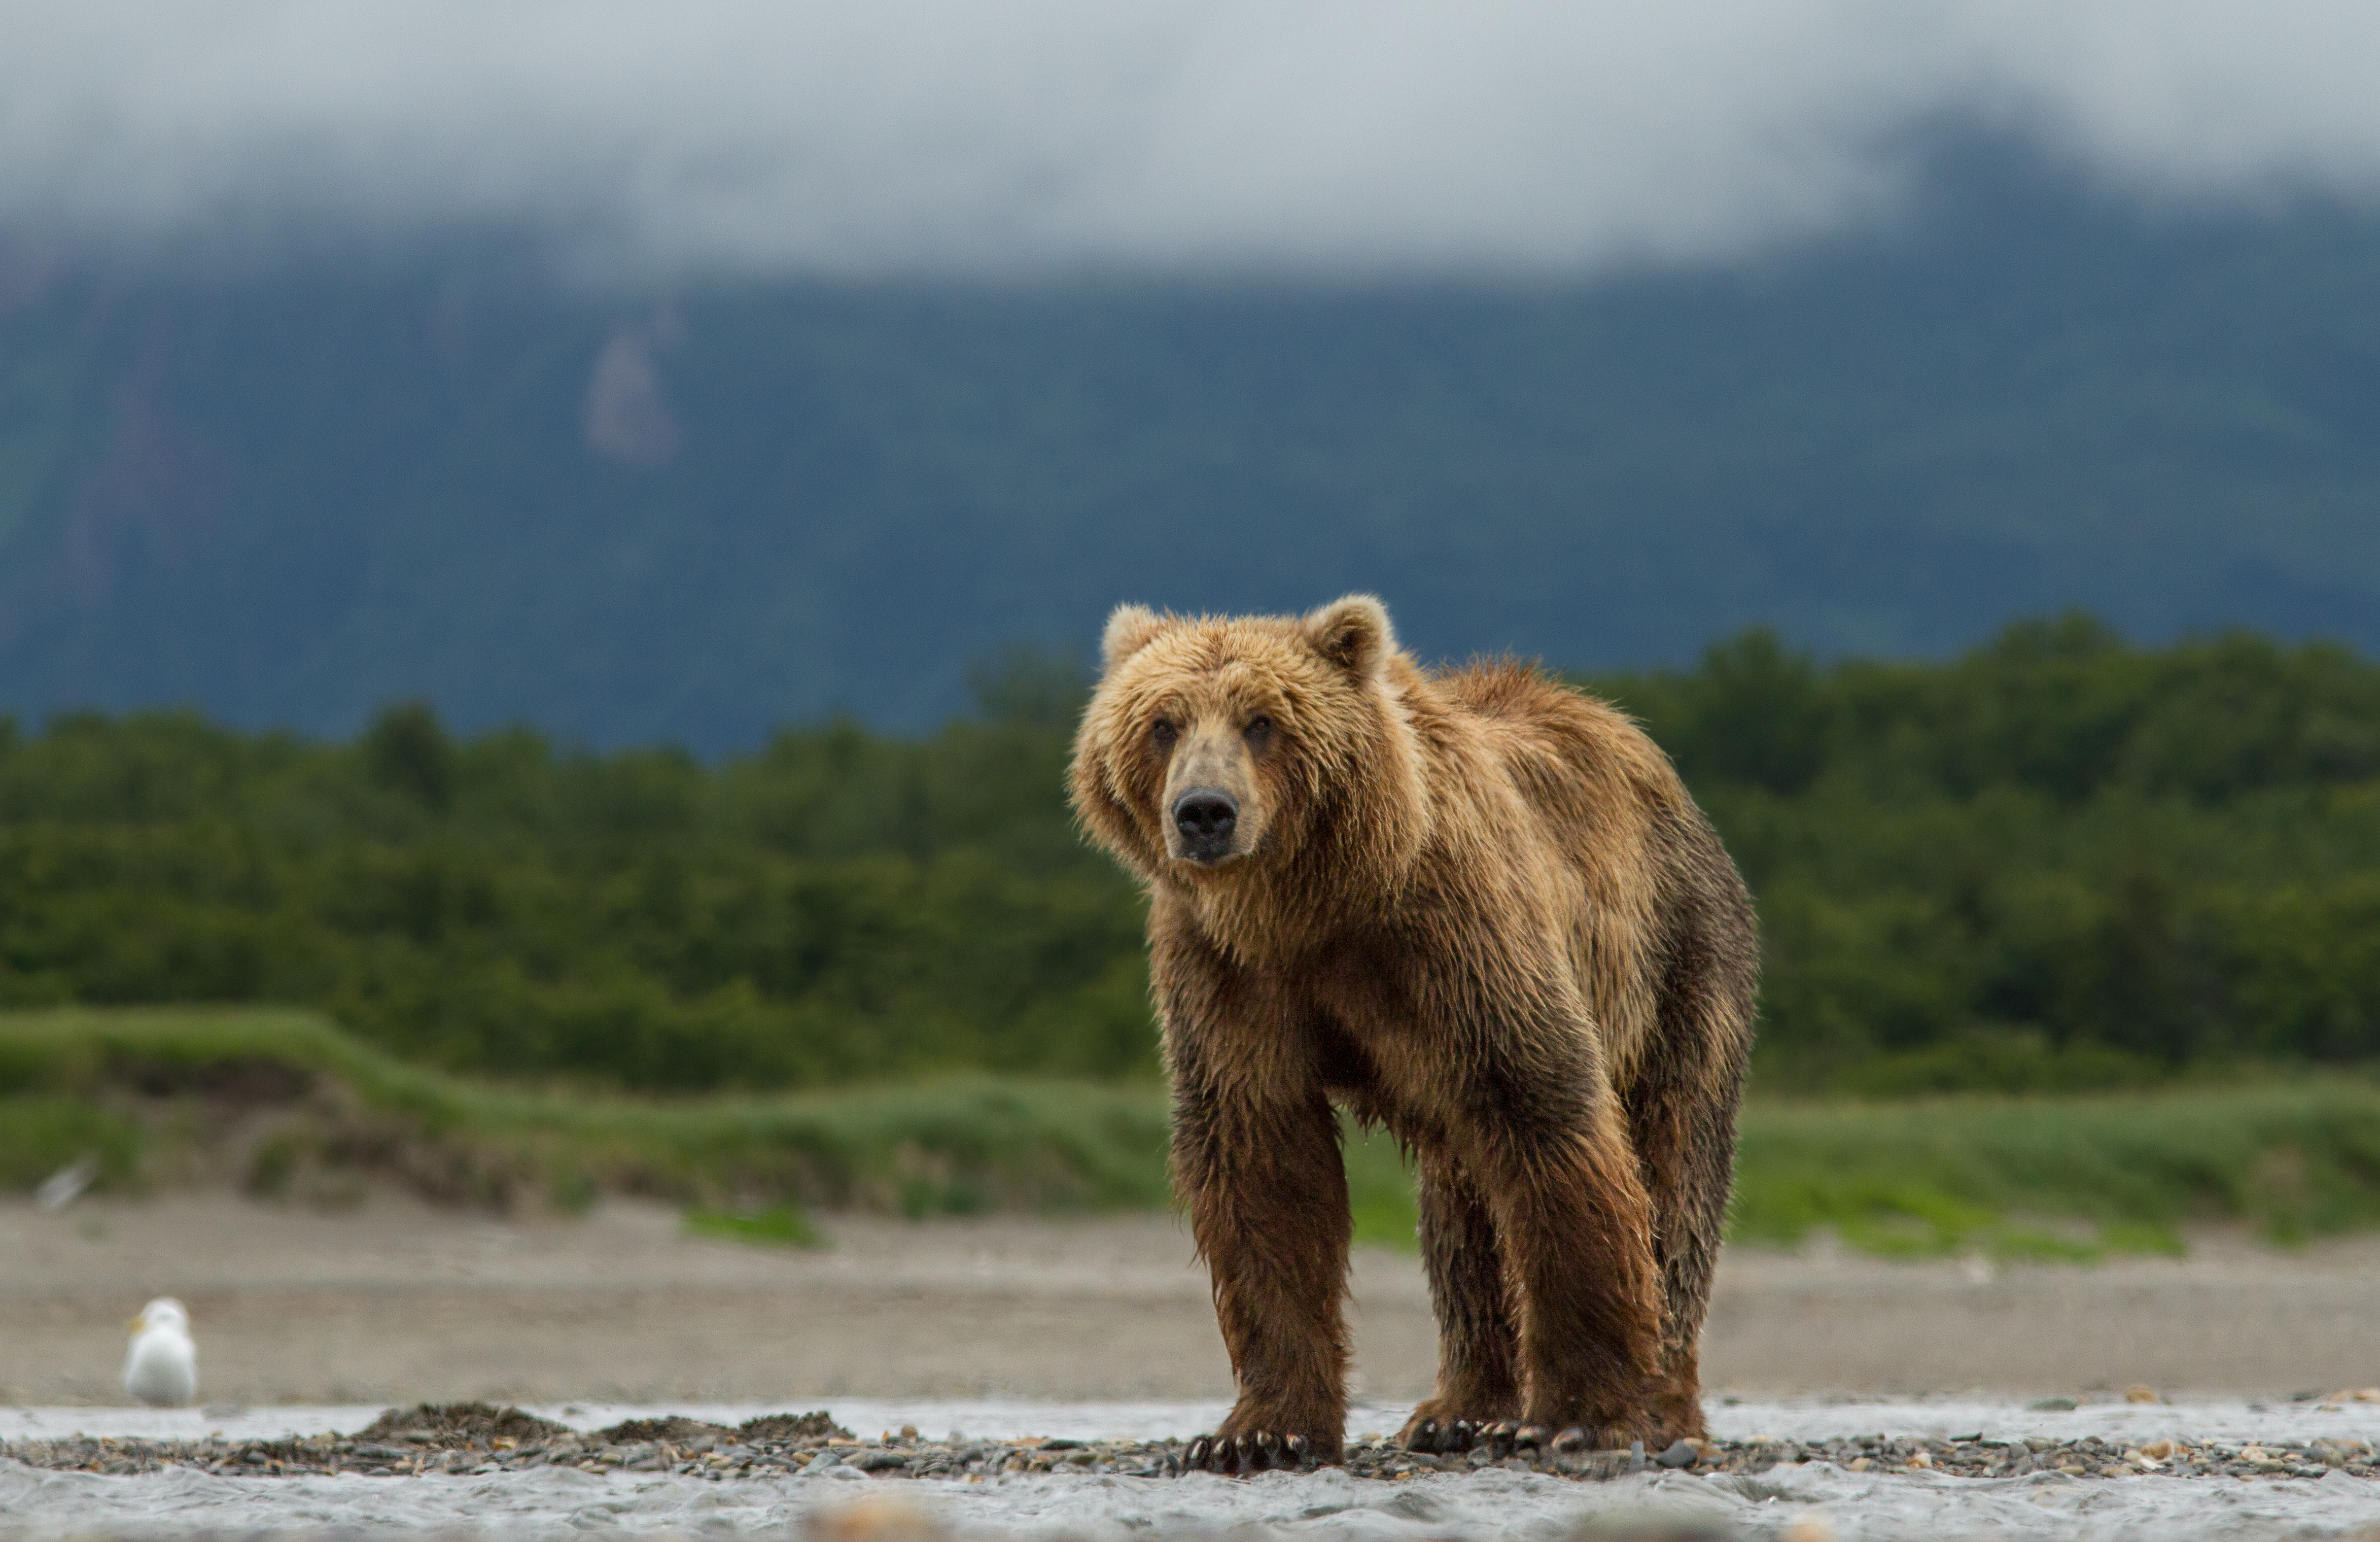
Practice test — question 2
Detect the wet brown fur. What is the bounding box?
[1070,596,1757,1462]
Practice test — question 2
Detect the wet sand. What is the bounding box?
[5,1195,2378,1407]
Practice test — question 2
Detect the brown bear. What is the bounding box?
[1068,595,1757,1472]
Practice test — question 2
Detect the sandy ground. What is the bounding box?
[5,1194,2380,1407]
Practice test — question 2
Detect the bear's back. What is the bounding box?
[1434,659,1686,832]
[1433,659,1701,1081]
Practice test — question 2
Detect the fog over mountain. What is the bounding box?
[7,2,2380,277]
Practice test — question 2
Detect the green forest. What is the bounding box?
[2,616,2376,1096]
[1609,616,2380,1092]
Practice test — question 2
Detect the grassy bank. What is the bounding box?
[5,1008,2378,1259]
[1733,1088,2380,1257]
[0,1007,1171,1218]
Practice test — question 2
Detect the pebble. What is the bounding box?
[4,1403,2374,1486]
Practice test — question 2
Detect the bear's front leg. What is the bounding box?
[1172,1078,1351,1472]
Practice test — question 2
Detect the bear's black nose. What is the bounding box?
[1172,789,1239,852]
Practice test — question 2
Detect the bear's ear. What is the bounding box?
[1303,594,1395,678]
[1101,603,1166,671]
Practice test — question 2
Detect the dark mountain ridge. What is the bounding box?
[4,149,2379,749]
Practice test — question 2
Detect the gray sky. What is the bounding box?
[7,1,2380,276]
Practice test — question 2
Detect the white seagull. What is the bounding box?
[123,1297,198,1408]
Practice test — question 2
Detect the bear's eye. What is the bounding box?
[1150,719,1177,748]
[1244,715,1275,745]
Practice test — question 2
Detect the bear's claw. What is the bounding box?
[1182,1429,1317,1474]
[1474,1421,1553,1456]
[1406,1418,1618,1459]
[1404,1418,1481,1454]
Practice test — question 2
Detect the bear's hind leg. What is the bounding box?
[1625,1071,1733,1447]
[1398,1150,1520,1453]
[1626,827,1758,1447]
[1479,1099,1664,1449]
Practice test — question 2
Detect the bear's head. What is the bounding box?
[1069,595,1429,903]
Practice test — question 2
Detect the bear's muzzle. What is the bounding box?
[1171,787,1241,864]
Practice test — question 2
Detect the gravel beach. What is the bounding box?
[7,1396,2380,1540]
[6,1398,2375,1483]
[7,1194,2380,1406]
[12,1195,2380,1538]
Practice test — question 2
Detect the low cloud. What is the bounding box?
[6,1,2380,277]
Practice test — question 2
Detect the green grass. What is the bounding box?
[684,1204,825,1248]
[0,1094,142,1192]
[1343,1087,2380,1260]
[1732,1087,2380,1257]
[1345,1125,1423,1249]
[6,1007,2380,1262]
